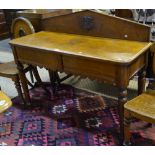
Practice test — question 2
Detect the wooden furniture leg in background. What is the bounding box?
[32,66,51,97]
[17,61,31,106]
[48,70,59,94]
[118,87,128,145]
[29,70,34,83]
[13,75,25,105]
[138,68,146,95]
[123,109,132,145]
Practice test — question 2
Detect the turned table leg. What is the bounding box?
[17,62,31,106]
[48,70,58,94]
[118,87,127,145]
[11,46,31,106]
[138,68,146,95]
[123,109,132,146]
[13,75,25,105]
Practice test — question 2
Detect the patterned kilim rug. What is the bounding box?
[0,83,155,146]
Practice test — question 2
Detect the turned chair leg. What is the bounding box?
[13,75,25,105]
[123,109,132,145]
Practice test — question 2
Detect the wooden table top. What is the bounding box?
[10,31,152,64]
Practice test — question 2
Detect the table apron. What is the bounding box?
[14,46,147,87]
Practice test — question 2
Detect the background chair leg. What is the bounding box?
[32,66,51,97]
[55,72,61,85]
[13,75,25,105]
[27,79,34,88]
[123,109,132,145]
[138,68,146,95]
[48,70,58,94]
[29,70,34,83]
[59,74,72,82]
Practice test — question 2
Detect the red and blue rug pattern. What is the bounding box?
[0,83,155,146]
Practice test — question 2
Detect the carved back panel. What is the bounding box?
[42,10,151,42]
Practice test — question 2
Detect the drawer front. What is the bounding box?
[63,55,116,84]
[15,46,63,71]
